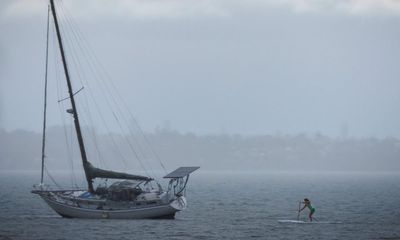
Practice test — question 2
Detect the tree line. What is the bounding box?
[1,127,399,172]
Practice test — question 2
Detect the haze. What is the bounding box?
[1,0,400,138]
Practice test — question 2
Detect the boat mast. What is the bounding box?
[49,0,94,192]
[40,5,51,185]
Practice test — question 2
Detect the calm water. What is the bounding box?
[0,171,399,240]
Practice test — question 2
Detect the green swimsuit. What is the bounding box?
[307,204,315,213]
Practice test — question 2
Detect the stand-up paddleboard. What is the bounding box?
[279,200,323,224]
[278,220,310,224]
[278,219,342,224]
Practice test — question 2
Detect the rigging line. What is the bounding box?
[58,2,161,178]
[58,4,149,174]
[52,20,77,187]
[94,78,158,176]
[41,4,50,185]
[57,86,84,103]
[60,45,130,170]
[56,4,109,170]
[68,28,156,176]
[80,55,156,171]
[44,164,62,189]
[56,33,123,170]
[73,31,168,174]
[56,8,106,170]
[69,27,169,175]
[51,0,93,184]
[57,2,130,171]
[58,81,76,187]
[70,116,76,187]
[104,96,157,176]
[130,118,167,174]
[60,6,113,171]
[57,3,141,134]
[111,111,152,177]
[53,40,77,187]
[78,59,134,171]
[76,43,171,173]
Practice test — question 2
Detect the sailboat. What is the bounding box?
[32,0,199,219]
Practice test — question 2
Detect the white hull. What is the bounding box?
[39,194,186,219]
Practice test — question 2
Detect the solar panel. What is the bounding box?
[163,167,200,178]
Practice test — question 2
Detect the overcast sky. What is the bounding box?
[1,0,400,137]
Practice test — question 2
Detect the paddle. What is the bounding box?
[297,201,301,220]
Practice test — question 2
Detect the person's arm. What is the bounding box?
[299,203,306,212]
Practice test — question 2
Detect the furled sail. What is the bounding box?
[84,162,152,181]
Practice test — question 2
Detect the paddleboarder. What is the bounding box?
[299,198,315,221]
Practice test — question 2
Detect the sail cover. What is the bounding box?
[84,162,152,181]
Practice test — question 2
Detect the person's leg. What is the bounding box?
[309,209,315,222]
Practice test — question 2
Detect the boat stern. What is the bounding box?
[170,196,187,211]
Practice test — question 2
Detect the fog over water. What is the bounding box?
[1,2,400,240]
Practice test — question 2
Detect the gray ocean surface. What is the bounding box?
[0,171,399,240]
